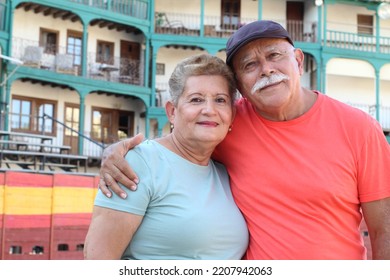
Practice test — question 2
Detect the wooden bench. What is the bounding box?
[39,152,88,172]
[0,139,29,150]
[0,150,88,172]
[0,139,71,154]
[0,158,36,169]
[0,130,54,144]
[0,150,38,170]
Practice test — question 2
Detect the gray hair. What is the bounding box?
[168,54,237,106]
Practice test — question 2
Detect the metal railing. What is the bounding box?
[346,102,390,131]
[154,12,258,38]
[326,30,390,54]
[11,37,143,86]
[68,0,148,19]
[3,112,106,158]
[42,113,105,158]
[154,12,318,42]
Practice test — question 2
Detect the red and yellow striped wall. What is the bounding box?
[0,171,99,260]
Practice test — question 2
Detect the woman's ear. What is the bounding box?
[165,101,176,124]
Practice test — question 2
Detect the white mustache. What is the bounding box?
[251,74,290,95]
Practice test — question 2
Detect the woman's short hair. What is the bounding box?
[168,54,237,106]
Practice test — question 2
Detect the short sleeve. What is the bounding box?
[357,118,390,202]
[94,148,153,215]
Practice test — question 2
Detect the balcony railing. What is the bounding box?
[347,102,390,131]
[327,30,390,54]
[155,12,258,38]
[154,13,318,42]
[11,37,143,86]
[68,0,148,19]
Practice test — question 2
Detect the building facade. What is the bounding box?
[0,0,389,160]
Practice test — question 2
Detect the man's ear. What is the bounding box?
[294,48,305,76]
[165,101,176,124]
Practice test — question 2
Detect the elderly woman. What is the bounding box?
[84,54,248,260]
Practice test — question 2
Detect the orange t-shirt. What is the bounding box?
[214,92,390,259]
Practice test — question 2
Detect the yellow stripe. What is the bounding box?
[4,186,96,215]
[52,187,96,214]
[5,187,52,215]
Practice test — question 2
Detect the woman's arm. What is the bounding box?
[84,206,143,259]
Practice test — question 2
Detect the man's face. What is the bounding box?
[232,38,304,120]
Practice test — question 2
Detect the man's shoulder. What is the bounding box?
[234,97,255,116]
[321,94,372,119]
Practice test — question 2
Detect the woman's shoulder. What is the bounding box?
[124,139,161,169]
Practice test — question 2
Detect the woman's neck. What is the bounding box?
[156,134,214,166]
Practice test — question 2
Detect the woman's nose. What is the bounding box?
[202,100,217,114]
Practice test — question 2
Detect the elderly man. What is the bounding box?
[98,20,390,260]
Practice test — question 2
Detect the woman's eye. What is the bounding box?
[190,98,202,103]
[216,97,227,103]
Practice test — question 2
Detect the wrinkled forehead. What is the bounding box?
[231,38,293,67]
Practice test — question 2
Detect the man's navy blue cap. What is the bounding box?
[226,20,294,66]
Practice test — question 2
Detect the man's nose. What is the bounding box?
[258,60,275,77]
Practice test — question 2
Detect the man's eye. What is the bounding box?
[244,61,256,70]
[269,52,282,59]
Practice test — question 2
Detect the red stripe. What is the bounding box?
[5,172,53,188]
[4,215,51,228]
[4,213,93,228]
[53,173,97,188]
[52,213,92,226]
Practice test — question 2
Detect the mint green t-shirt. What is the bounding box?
[94,140,248,259]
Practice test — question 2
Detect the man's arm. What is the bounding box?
[84,206,143,259]
[99,134,144,198]
[361,197,390,259]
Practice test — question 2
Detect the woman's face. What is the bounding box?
[168,75,234,147]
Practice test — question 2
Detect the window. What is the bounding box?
[40,28,59,54]
[58,244,69,251]
[92,108,114,143]
[357,14,373,35]
[156,63,165,75]
[91,108,134,144]
[67,30,82,71]
[64,105,80,137]
[118,112,134,140]
[11,96,56,135]
[221,0,240,29]
[9,246,22,254]
[11,99,31,130]
[96,40,114,64]
[31,246,44,255]
[76,244,84,251]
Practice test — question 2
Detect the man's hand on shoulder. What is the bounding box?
[99,133,144,199]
